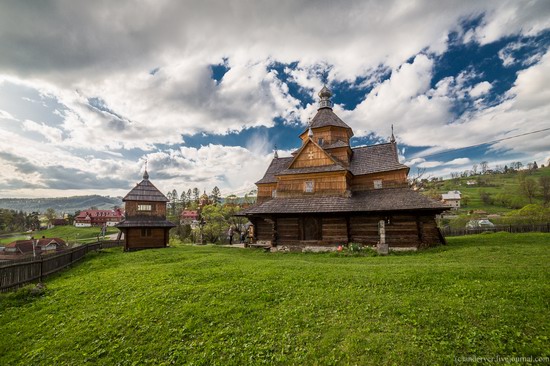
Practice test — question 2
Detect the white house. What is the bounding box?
[441,190,461,210]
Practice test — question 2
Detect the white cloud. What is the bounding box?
[469,81,492,97]
[445,157,472,165]
[22,119,63,143]
[0,1,549,197]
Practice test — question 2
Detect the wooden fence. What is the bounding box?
[0,240,123,292]
[441,223,550,237]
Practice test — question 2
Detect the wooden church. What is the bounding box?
[116,170,176,251]
[240,86,448,251]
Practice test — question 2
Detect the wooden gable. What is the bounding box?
[289,139,339,169]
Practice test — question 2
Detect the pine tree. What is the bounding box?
[193,188,200,203]
[211,186,221,205]
[533,161,538,169]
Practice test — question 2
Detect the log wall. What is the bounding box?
[251,213,443,249]
[321,217,348,244]
[125,228,167,249]
[350,170,408,191]
[277,172,347,196]
[257,183,277,201]
[255,219,273,241]
[125,201,166,217]
[300,126,351,145]
[291,142,335,168]
[277,217,301,243]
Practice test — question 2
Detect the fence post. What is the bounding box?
[39,257,43,282]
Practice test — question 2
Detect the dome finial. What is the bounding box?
[390,124,396,143]
[318,85,333,109]
[273,144,279,159]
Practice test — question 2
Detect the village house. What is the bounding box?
[74,209,123,227]
[239,87,448,251]
[441,190,461,210]
[3,237,67,256]
[180,210,199,225]
[115,170,176,251]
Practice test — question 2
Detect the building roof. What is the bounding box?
[240,188,448,215]
[300,108,353,136]
[5,238,67,253]
[256,142,408,185]
[256,157,293,184]
[123,170,169,202]
[349,143,408,175]
[75,209,122,219]
[323,140,349,149]
[442,191,461,200]
[115,217,176,228]
[181,210,199,218]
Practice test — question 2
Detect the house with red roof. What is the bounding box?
[74,209,123,227]
[3,237,67,256]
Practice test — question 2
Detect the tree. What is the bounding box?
[180,191,187,208]
[461,195,471,206]
[210,186,221,205]
[186,189,192,205]
[519,177,538,204]
[171,189,178,216]
[480,161,489,175]
[471,163,478,176]
[540,176,550,206]
[533,161,538,169]
[479,190,492,205]
[408,168,427,189]
[512,161,523,171]
[504,165,509,173]
[192,188,200,203]
[45,208,57,225]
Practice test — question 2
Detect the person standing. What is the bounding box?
[228,226,234,245]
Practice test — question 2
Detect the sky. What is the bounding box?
[1,0,550,199]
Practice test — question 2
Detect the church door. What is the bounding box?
[304,217,321,240]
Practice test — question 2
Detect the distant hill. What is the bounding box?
[0,195,123,213]
[424,166,550,214]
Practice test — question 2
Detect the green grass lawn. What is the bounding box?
[0,226,119,245]
[1,233,549,365]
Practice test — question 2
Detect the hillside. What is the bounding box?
[424,166,550,214]
[0,195,123,213]
[1,233,549,364]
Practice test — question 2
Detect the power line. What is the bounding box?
[411,127,550,160]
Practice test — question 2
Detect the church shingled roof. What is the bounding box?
[302,108,352,134]
[240,188,448,215]
[350,143,408,175]
[123,171,169,202]
[255,142,407,185]
[255,157,293,184]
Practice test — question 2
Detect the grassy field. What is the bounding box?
[1,233,549,365]
[0,225,119,245]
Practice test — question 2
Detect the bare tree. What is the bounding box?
[480,161,489,174]
[471,163,478,175]
[408,168,427,189]
[520,177,538,204]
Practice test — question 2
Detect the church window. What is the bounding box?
[374,180,383,189]
[304,181,314,193]
[138,204,152,211]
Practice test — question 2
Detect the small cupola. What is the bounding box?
[318,86,333,110]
